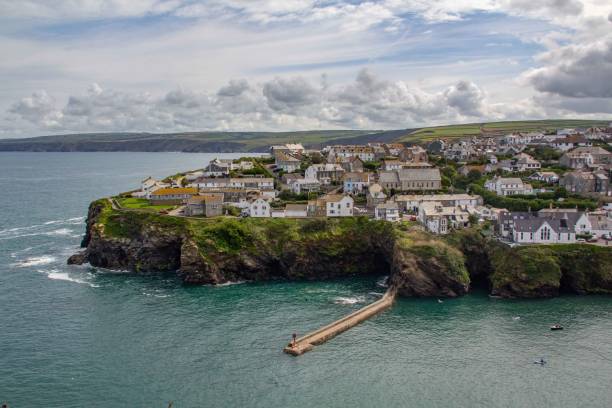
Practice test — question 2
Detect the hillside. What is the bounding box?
[0,119,609,152]
[0,129,410,153]
[399,119,610,143]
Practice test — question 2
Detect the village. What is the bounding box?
[124,124,612,246]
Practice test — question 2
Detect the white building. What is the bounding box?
[375,202,400,222]
[324,194,354,217]
[343,172,370,194]
[133,177,170,198]
[485,177,534,196]
[249,198,271,217]
[394,194,482,213]
[512,219,576,244]
[288,178,320,194]
[418,202,470,234]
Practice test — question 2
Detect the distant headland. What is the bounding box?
[2,119,610,152]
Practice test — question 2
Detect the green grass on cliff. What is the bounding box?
[399,119,610,143]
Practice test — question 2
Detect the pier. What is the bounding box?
[284,288,397,356]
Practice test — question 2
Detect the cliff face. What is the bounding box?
[487,244,612,298]
[68,200,612,298]
[68,200,469,297]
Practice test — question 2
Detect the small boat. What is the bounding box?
[550,324,563,331]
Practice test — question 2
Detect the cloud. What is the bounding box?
[506,0,583,17]
[525,37,612,98]
[443,80,485,116]
[8,90,63,128]
[263,76,320,111]
[6,70,500,134]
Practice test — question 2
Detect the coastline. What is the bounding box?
[69,198,612,299]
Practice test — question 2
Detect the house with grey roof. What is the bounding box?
[497,209,586,243]
[378,168,441,191]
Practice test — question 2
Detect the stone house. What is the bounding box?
[366,183,387,210]
[378,168,442,191]
[560,170,610,195]
[184,193,224,217]
[149,187,198,205]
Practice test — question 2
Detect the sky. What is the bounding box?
[0,0,611,138]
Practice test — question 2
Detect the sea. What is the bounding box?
[1,152,611,408]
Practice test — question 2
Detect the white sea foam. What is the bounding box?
[45,228,73,236]
[214,280,246,287]
[376,276,389,288]
[42,269,99,287]
[12,255,57,267]
[333,296,365,305]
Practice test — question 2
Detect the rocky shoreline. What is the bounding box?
[69,199,612,298]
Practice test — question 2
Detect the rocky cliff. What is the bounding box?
[68,200,469,297]
[69,200,611,298]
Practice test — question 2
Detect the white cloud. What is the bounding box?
[524,36,612,98]
[1,0,612,137]
[6,69,506,134]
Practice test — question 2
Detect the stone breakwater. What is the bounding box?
[69,199,612,298]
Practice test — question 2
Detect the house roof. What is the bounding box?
[513,218,574,233]
[378,171,399,183]
[397,168,441,181]
[343,172,370,182]
[394,193,478,202]
[151,187,198,196]
[285,204,308,212]
[369,183,383,193]
[324,194,351,203]
[230,177,274,183]
[187,193,223,204]
[276,152,300,162]
[377,201,398,210]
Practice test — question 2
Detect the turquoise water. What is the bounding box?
[1,152,612,407]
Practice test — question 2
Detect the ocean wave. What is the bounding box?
[376,276,389,288]
[214,280,247,287]
[333,296,366,305]
[12,255,57,267]
[0,217,84,237]
[45,228,74,236]
[40,269,99,288]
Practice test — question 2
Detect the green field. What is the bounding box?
[116,197,175,212]
[399,119,610,143]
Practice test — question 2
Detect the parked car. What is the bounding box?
[577,238,586,243]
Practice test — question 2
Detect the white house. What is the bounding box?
[485,176,534,196]
[513,153,541,172]
[528,171,560,184]
[204,158,232,177]
[375,201,400,222]
[288,178,320,194]
[343,172,370,194]
[275,152,301,173]
[249,198,271,217]
[418,202,470,234]
[133,177,170,198]
[324,194,354,217]
[512,218,576,244]
[328,145,375,162]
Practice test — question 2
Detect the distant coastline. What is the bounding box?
[1,119,609,152]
